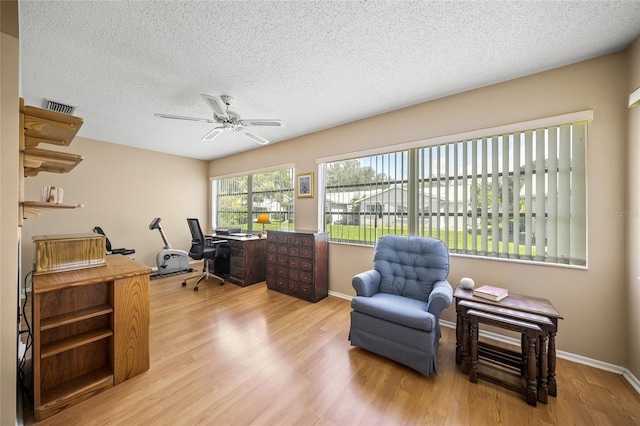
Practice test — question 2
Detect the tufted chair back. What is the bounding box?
[373,235,450,302]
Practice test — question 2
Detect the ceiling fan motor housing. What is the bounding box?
[220,95,234,106]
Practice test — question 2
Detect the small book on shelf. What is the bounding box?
[473,285,509,301]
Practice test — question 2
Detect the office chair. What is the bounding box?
[92,226,135,256]
[181,218,230,291]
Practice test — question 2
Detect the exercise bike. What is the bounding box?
[149,217,190,276]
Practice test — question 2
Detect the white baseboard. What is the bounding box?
[328,290,352,301]
[624,369,640,394]
[330,291,640,395]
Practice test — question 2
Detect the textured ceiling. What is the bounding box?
[19,1,640,161]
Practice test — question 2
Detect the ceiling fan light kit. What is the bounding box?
[202,128,224,141]
[155,93,283,145]
[242,120,283,127]
[244,132,270,145]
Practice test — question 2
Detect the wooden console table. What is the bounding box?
[32,255,151,420]
[454,286,562,403]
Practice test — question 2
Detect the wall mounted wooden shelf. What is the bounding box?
[19,99,85,225]
[23,146,83,176]
[22,201,84,219]
[23,104,83,147]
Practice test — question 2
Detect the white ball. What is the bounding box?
[460,277,475,290]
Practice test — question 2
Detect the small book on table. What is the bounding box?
[473,285,509,301]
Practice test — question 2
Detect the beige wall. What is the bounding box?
[21,137,210,273]
[210,51,631,367]
[0,1,20,423]
[3,21,638,423]
[626,37,640,379]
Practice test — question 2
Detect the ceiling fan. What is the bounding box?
[154,94,283,145]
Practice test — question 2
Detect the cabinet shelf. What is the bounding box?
[41,328,113,359]
[41,305,113,331]
[38,368,113,419]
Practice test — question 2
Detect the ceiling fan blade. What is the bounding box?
[240,119,284,127]
[202,127,224,141]
[201,94,227,116]
[244,130,270,145]
[154,113,215,123]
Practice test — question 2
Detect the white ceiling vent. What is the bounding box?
[42,98,76,115]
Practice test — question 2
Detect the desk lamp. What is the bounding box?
[256,214,271,234]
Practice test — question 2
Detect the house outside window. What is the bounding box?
[322,112,589,267]
[213,167,295,232]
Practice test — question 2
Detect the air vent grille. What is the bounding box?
[42,99,76,115]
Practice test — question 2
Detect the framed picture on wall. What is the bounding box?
[297,172,314,198]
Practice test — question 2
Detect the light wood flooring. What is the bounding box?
[25,270,640,425]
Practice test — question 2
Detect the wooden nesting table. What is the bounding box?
[454,286,562,405]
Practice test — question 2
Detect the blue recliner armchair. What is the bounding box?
[349,235,454,376]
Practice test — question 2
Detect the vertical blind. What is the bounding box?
[322,118,587,267]
[416,121,587,266]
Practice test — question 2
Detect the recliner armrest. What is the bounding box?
[427,279,454,318]
[352,270,381,297]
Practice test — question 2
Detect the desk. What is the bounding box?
[454,286,562,401]
[210,234,266,286]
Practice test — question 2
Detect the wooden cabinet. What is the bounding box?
[19,99,84,224]
[212,236,266,286]
[266,231,328,302]
[32,255,151,421]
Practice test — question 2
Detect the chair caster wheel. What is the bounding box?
[193,286,198,292]
[181,282,186,287]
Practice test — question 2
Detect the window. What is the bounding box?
[324,153,409,245]
[322,113,589,266]
[213,167,295,232]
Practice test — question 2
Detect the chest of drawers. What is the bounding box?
[266,231,328,302]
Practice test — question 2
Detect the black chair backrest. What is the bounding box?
[187,218,205,259]
[93,226,113,252]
